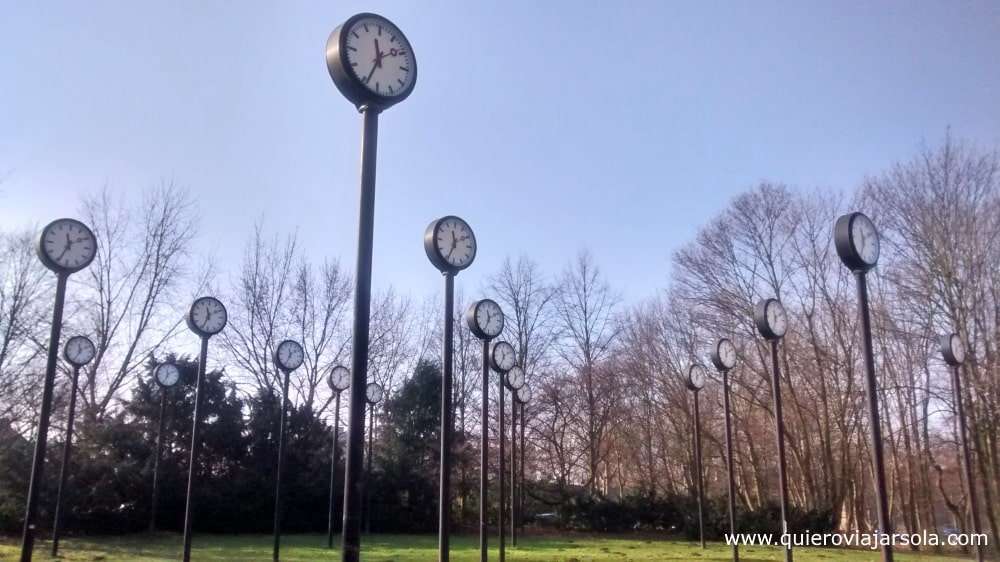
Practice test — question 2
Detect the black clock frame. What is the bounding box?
[37,218,97,274]
[365,382,384,405]
[835,211,879,272]
[466,298,504,340]
[424,215,477,274]
[186,296,228,338]
[154,362,181,389]
[63,335,96,368]
[710,338,736,372]
[490,341,516,373]
[326,12,417,111]
[687,364,706,392]
[754,298,786,340]
[505,366,525,390]
[274,339,305,372]
[328,365,351,392]
[939,333,965,366]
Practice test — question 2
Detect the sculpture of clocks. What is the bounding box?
[491,341,516,373]
[38,218,97,274]
[187,296,228,337]
[155,363,182,388]
[63,336,96,368]
[328,365,351,392]
[710,338,737,372]
[326,12,417,110]
[754,298,787,340]
[274,340,305,373]
[687,364,707,392]
[835,212,880,272]
[505,366,526,390]
[940,333,966,366]
[466,299,504,340]
[424,216,477,274]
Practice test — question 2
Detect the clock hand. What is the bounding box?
[374,38,384,68]
[364,61,378,84]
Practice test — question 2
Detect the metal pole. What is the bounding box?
[519,401,525,537]
[50,363,81,556]
[769,340,793,562]
[328,391,341,549]
[510,391,517,547]
[20,273,67,562]
[952,364,985,562]
[479,340,489,562]
[439,273,455,562]
[150,390,168,532]
[181,336,209,562]
[498,371,506,562]
[854,272,893,562]
[342,106,379,562]
[722,369,739,562]
[273,369,291,562]
[693,390,705,550]
[364,402,374,534]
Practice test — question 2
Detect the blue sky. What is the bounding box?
[2,1,998,303]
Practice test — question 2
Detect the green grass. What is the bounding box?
[0,533,973,561]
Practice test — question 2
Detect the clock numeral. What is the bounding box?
[399,66,409,72]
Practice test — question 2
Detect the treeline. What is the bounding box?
[1,134,998,549]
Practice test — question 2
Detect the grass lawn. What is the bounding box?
[0,533,974,561]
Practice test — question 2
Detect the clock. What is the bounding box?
[328,365,351,392]
[274,339,305,372]
[490,341,516,373]
[835,212,880,271]
[366,382,384,405]
[326,13,417,110]
[710,338,737,372]
[505,366,525,390]
[754,298,787,340]
[63,335,96,367]
[940,333,966,366]
[687,364,707,391]
[424,216,477,274]
[155,362,181,388]
[187,296,228,337]
[38,218,97,274]
[466,299,504,340]
[516,385,533,404]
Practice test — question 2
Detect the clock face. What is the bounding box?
[275,340,304,372]
[39,218,97,273]
[767,300,787,338]
[951,334,965,364]
[717,339,737,370]
[64,336,96,366]
[491,341,516,373]
[475,299,504,339]
[189,297,227,336]
[516,385,532,404]
[426,216,476,272]
[328,365,351,392]
[344,16,415,98]
[851,213,880,266]
[366,382,383,404]
[155,363,181,388]
[506,366,525,390]
[688,364,706,391]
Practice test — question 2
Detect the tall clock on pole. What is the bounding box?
[710,338,740,562]
[326,12,416,562]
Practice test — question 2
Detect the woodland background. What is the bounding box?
[1,134,998,553]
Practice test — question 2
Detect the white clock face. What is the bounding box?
[345,16,414,97]
[64,336,96,366]
[276,340,304,372]
[767,300,787,338]
[517,385,532,404]
[492,341,516,373]
[328,365,351,392]
[156,363,181,388]
[951,335,965,364]
[506,366,525,390]
[689,365,706,390]
[851,214,880,266]
[476,300,504,339]
[435,217,476,270]
[190,297,227,335]
[366,382,383,404]
[718,339,737,370]
[41,219,96,272]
